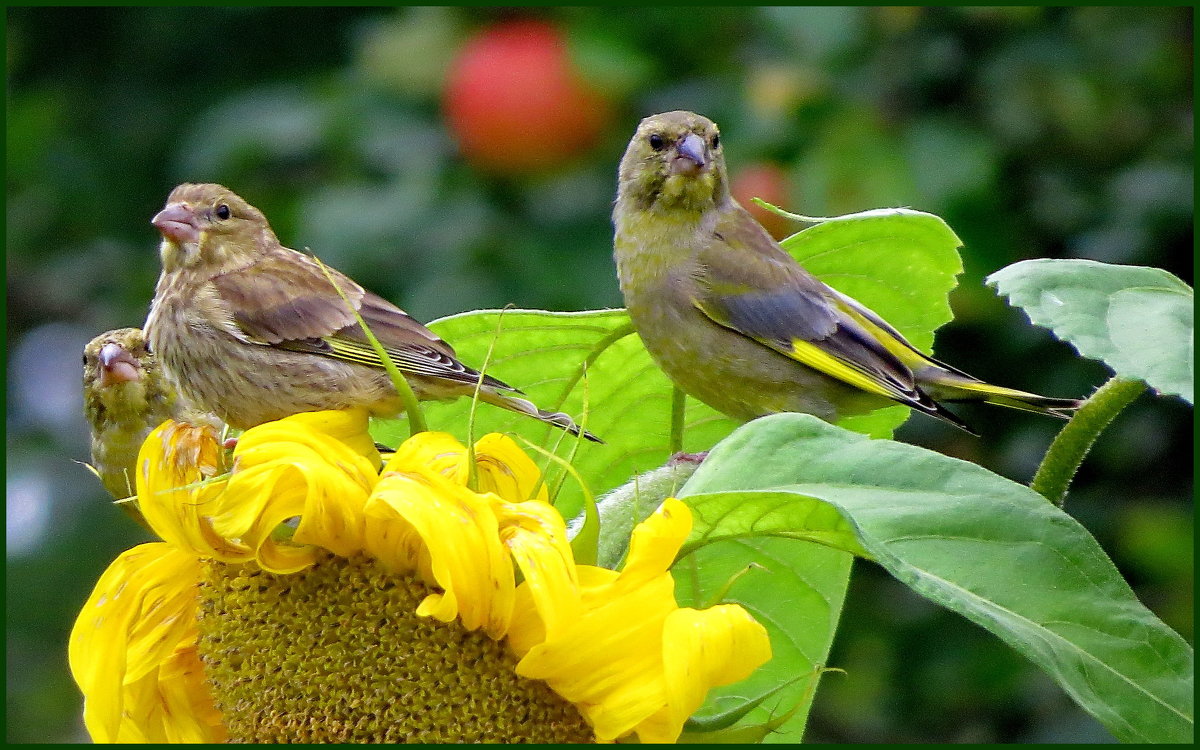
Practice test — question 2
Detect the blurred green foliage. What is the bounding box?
[6,6,1191,743]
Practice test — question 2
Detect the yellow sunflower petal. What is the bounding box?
[271,407,383,464]
[382,431,546,504]
[118,645,226,743]
[230,408,380,477]
[206,462,322,573]
[360,501,430,578]
[366,470,516,638]
[362,431,557,638]
[206,409,379,572]
[381,430,467,480]
[613,493,692,588]
[69,543,221,743]
[473,433,549,503]
[505,498,772,743]
[137,422,247,561]
[496,499,581,640]
[513,572,678,740]
[157,645,226,742]
[659,605,773,738]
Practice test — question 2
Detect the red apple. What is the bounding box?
[443,19,612,174]
[731,162,796,240]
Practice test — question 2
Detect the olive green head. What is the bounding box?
[617,110,730,215]
[82,326,171,428]
[83,327,152,396]
[152,182,277,272]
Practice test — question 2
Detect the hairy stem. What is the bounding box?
[1030,376,1145,507]
[670,386,686,454]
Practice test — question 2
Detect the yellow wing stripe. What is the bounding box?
[786,338,899,399]
[694,295,914,402]
[325,337,465,381]
[838,306,931,369]
[327,338,386,367]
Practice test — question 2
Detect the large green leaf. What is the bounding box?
[987,258,1194,403]
[676,413,1194,743]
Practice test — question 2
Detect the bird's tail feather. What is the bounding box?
[482,392,604,443]
[922,372,1082,419]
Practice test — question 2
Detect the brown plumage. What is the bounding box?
[144,183,596,440]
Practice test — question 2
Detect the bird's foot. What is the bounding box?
[668,451,709,466]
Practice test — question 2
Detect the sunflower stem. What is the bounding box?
[516,435,598,566]
[701,562,765,609]
[466,308,510,493]
[1030,375,1145,507]
[750,197,834,224]
[311,255,426,436]
[548,321,637,411]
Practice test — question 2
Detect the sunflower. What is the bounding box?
[69,409,771,743]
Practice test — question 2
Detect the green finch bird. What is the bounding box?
[83,327,224,524]
[612,111,1080,431]
[144,183,597,440]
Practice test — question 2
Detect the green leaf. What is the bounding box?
[680,490,869,561]
[677,413,1194,744]
[680,666,815,743]
[672,535,853,743]
[987,258,1194,404]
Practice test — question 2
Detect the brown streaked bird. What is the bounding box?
[83,327,224,523]
[144,183,597,440]
[612,111,1081,432]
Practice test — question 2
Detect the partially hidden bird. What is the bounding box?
[83,327,224,523]
[144,182,597,440]
[612,111,1080,432]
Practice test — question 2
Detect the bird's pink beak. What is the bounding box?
[152,202,200,245]
[98,343,141,387]
[670,133,708,176]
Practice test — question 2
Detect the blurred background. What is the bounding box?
[7,7,1192,743]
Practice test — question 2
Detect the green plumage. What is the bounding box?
[83,328,182,500]
[83,327,227,528]
[612,111,1080,431]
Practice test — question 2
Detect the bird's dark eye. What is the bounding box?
[710,133,720,149]
[648,133,665,151]
[214,204,231,220]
